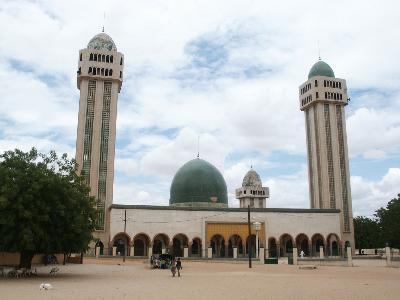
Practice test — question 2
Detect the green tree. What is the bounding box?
[0,148,97,268]
[354,216,381,254]
[375,193,400,249]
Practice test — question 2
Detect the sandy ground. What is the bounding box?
[1,258,399,300]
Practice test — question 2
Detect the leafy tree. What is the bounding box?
[375,194,400,249]
[0,148,97,268]
[354,216,381,254]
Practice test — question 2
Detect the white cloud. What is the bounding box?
[351,168,400,217]
[0,0,399,217]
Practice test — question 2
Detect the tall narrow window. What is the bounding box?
[120,57,123,65]
[80,53,82,61]
[315,80,318,87]
[82,80,96,184]
[110,55,113,63]
[306,110,314,207]
[324,104,335,208]
[314,106,323,208]
[336,105,350,232]
[316,92,319,99]
[90,53,93,61]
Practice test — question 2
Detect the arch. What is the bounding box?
[268,237,277,258]
[102,54,105,62]
[89,53,93,61]
[133,233,151,257]
[93,68,96,75]
[210,234,225,258]
[106,55,109,63]
[105,69,109,76]
[279,234,294,257]
[111,232,131,256]
[97,68,100,75]
[311,233,325,256]
[190,237,202,257]
[152,233,170,255]
[227,234,243,258]
[246,234,257,258]
[172,233,189,257]
[94,54,97,61]
[110,55,114,63]
[101,68,104,76]
[326,233,340,256]
[89,67,92,74]
[109,69,113,76]
[295,233,310,256]
[95,240,104,256]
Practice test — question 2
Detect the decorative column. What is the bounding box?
[233,247,238,259]
[259,247,265,264]
[148,247,152,258]
[254,222,261,258]
[130,246,134,257]
[184,247,189,258]
[347,247,353,266]
[112,246,117,256]
[385,246,391,267]
[208,247,213,258]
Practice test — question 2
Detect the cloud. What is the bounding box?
[0,0,399,218]
[351,168,400,217]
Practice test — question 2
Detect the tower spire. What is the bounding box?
[317,40,321,60]
[102,12,106,32]
[197,135,200,158]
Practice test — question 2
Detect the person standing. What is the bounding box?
[170,259,177,277]
[176,258,182,277]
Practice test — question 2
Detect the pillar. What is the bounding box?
[184,247,189,258]
[233,247,238,259]
[347,247,353,266]
[256,232,259,258]
[259,247,265,264]
[148,247,152,258]
[319,246,324,259]
[162,247,166,254]
[208,247,212,258]
[112,246,117,256]
[95,247,100,258]
[385,246,391,267]
[130,246,134,257]
[293,247,298,265]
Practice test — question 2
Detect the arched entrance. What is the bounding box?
[133,233,150,257]
[279,234,293,257]
[268,238,277,258]
[172,234,188,257]
[112,233,130,256]
[152,233,170,255]
[190,238,202,257]
[327,233,340,256]
[295,234,310,256]
[95,240,104,256]
[228,235,243,258]
[210,234,225,258]
[311,234,325,256]
[246,234,257,258]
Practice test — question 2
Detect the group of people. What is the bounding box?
[170,258,182,277]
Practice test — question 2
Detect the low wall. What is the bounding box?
[298,258,348,266]
[0,252,64,266]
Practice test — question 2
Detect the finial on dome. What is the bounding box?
[197,135,200,158]
[102,26,104,33]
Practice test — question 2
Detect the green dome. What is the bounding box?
[308,60,335,79]
[170,158,228,208]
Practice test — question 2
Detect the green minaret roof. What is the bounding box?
[169,158,228,207]
[308,60,335,79]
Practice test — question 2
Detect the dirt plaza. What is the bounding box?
[0,258,399,300]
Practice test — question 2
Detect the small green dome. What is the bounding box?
[170,158,228,207]
[308,60,335,79]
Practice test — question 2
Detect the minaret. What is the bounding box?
[299,59,354,247]
[75,31,124,239]
[236,168,269,208]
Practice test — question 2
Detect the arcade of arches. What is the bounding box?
[103,223,346,258]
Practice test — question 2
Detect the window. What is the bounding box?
[110,55,113,63]
[102,55,105,62]
[110,69,113,76]
[90,53,93,61]
[120,57,123,65]
[325,92,327,98]
[120,71,122,78]
[339,82,342,89]
[324,80,326,87]
[315,80,318,87]
[89,67,92,74]
[93,68,96,75]
[316,92,319,98]
[106,55,109,63]
[105,69,109,76]
[94,54,98,61]
[80,53,82,61]
[339,94,342,100]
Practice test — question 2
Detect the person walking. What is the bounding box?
[176,258,182,277]
[170,259,177,277]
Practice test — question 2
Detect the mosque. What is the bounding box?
[75,31,354,260]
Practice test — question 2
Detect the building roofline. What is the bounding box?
[110,204,340,214]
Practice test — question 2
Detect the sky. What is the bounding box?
[0,0,399,218]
